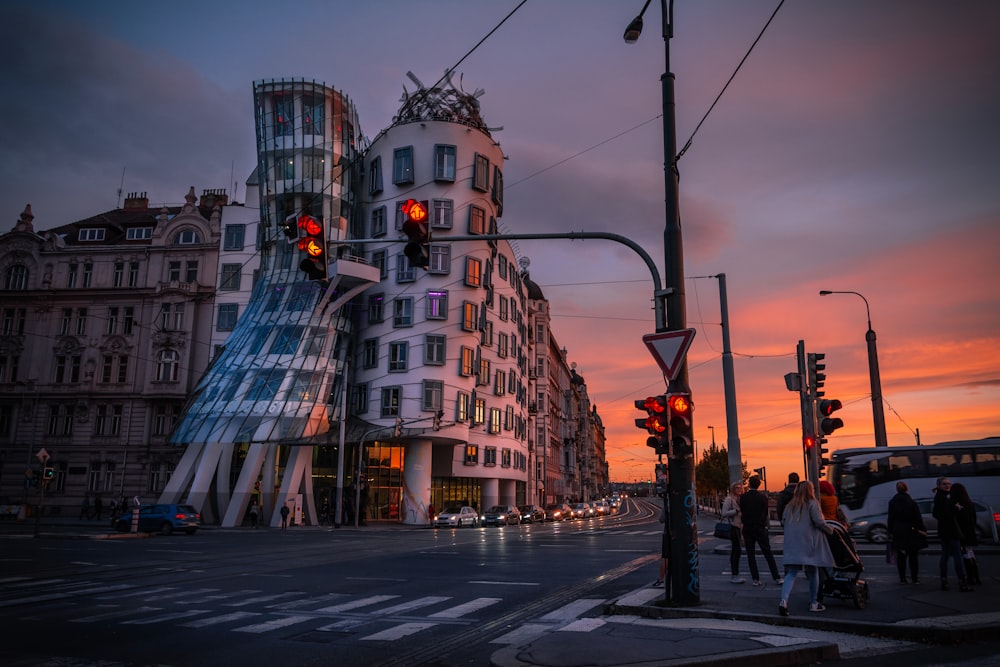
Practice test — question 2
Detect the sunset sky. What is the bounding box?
[3,1,998,487]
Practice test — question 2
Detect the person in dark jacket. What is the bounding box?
[738,476,782,586]
[775,472,799,525]
[887,481,926,584]
[951,482,982,585]
[932,477,970,591]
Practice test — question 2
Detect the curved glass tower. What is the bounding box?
[161,80,378,527]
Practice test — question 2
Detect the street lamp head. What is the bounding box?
[819,290,833,296]
[624,16,644,43]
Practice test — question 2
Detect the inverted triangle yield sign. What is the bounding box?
[643,329,696,380]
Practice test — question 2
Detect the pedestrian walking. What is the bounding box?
[93,494,103,521]
[887,481,927,584]
[427,503,435,526]
[249,502,259,529]
[79,494,91,520]
[739,476,783,586]
[280,503,290,530]
[932,477,971,591]
[951,482,982,586]
[778,482,835,615]
[775,472,799,525]
[721,482,745,584]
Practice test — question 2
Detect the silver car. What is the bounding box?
[434,505,478,528]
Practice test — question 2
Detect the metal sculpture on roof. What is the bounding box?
[394,70,494,135]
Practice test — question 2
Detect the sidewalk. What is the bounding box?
[491,534,1000,667]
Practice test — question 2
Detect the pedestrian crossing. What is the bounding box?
[0,579,607,644]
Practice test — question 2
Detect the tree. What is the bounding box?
[695,444,731,498]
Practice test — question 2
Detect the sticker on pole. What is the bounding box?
[643,329,696,380]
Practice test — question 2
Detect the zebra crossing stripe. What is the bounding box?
[539,599,605,622]
[197,589,261,602]
[72,606,161,623]
[558,617,607,632]
[221,592,301,607]
[369,596,451,616]
[270,593,348,610]
[316,618,368,632]
[491,622,549,645]
[100,586,174,600]
[232,614,315,634]
[140,587,219,601]
[314,595,399,613]
[428,597,501,619]
[360,621,437,641]
[121,609,210,625]
[0,584,132,608]
[180,611,261,627]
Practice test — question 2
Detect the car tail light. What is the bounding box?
[993,512,1000,524]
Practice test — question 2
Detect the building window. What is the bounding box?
[489,408,501,434]
[425,334,446,365]
[393,146,414,185]
[465,257,482,287]
[393,297,414,327]
[484,446,497,466]
[498,254,508,281]
[422,380,443,411]
[172,229,202,245]
[478,358,491,386]
[396,255,416,283]
[381,386,401,417]
[113,262,124,287]
[368,156,383,195]
[431,199,453,228]
[498,333,509,358]
[388,341,408,372]
[217,303,238,331]
[186,260,199,283]
[47,404,74,436]
[106,307,119,335]
[462,301,478,331]
[2,308,25,335]
[481,320,493,347]
[122,307,135,335]
[427,291,448,319]
[79,228,105,242]
[75,308,88,335]
[434,144,456,181]
[54,355,82,384]
[224,224,246,251]
[274,94,294,136]
[148,461,174,493]
[473,399,486,425]
[464,444,479,465]
[82,263,93,287]
[246,369,285,401]
[168,261,181,282]
[275,155,294,180]
[220,264,241,291]
[456,392,470,422]
[535,357,545,377]
[126,227,152,241]
[371,206,387,237]
[493,165,504,215]
[473,153,490,191]
[351,383,369,414]
[502,447,512,467]
[152,404,179,436]
[499,297,509,322]
[269,325,304,355]
[468,206,486,235]
[304,153,324,180]
[423,244,449,274]
[505,406,515,431]
[362,338,379,369]
[156,349,180,382]
[128,261,139,287]
[371,250,387,279]
[494,370,506,396]
[368,294,384,324]
[460,346,475,376]
[303,94,324,135]
[160,303,185,331]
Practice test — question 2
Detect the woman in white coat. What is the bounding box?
[720,482,745,584]
[778,482,834,615]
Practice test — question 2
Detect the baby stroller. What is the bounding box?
[818,520,869,609]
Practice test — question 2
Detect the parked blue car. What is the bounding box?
[112,504,201,535]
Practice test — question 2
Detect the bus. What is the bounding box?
[827,437,1000,543]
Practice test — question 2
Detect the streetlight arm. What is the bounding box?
[820,290,872,331]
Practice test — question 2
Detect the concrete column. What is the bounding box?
[480,477,499,512]
[402,439,432,525]
[499,478,517,506]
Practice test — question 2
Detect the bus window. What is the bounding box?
[975,450,1000,475]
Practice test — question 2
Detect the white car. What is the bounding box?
[434,506,478,528]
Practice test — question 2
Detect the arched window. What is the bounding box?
[4,265,28,290]
[172,229,202,245]
[156,349,180,382]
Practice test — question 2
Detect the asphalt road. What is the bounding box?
[0,498,665,667]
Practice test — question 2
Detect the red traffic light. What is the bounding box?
[298,214,323,237]
[803,435,815,449]
[402,199,428,223]
[667,394,691,416]
[296,213,327,281]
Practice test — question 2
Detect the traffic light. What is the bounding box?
[634,395,669,455]
[43,467,54,480]
[296,213,327,282]
[401,199,430,268]
[279,214,298,242]
[393,417,403,438]
[667,392,694,459]
[817,398,844,436]
[807,353,826,397]
[433,410,443,431]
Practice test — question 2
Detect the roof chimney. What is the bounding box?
[200,188,229,208]
[123,192,149,209]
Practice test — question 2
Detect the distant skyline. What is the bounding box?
[2,1,998,485]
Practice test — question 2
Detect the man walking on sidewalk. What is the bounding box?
[739,475,783,586]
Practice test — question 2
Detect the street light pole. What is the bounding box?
[819,290,888,448]
[625,0,697,606]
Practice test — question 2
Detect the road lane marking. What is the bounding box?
[180,611,261,627]
[233,614,315,634]
[315,595,399,613]
[540,599,605,621]
[428,597,502,618]
[370,596,452,615]
[122,609,210,624]
[360,621,437,641]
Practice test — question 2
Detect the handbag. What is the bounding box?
[713,521,732,539]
